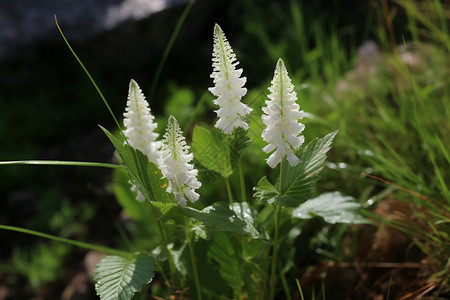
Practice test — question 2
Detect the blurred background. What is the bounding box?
[0,0,449,299]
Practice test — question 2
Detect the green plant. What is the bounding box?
[0,16,369,299]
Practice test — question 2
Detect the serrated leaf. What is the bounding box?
[149,201,185,223]
[207,232,244,298]
[277,130,338,206]
[192,126,233,177]
[230,202,269,240]
[227,127,251,167]
[179,202,267,239]
[253,130,338,207]
[112,168,153,224]
[94,254,156,300]
[253,176,280,205]
[292,192,371,224]
[100,126,172,204]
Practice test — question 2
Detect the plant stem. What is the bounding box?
[224,176,234,205]
[149,0,196,101]
[156,220,177,289]
[279,159,285,194]
[269,159,285,300]
[270,204,281,300]
[0,160,123,169]
[0,224,132,258]
[238,155,247,202]
[54,16,123,134]
[185,219,202,300]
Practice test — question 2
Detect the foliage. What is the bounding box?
[1,0,449,299]
[94,253,156,300]
[292,192,371,224]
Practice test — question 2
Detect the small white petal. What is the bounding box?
[158,116,202,206]
[261,59,305,168]
[123,79,162,201]
[286,152,300,167]
[210,24,252,134]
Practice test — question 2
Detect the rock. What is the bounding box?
[0,0,188,61]
[61,272,96,300]
[335,40,385,97]
[84,250,105,277]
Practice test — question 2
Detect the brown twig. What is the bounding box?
[362,172,429,201]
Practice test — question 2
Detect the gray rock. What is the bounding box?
[0,0,188,61]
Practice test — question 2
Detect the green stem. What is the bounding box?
[0,160,123,169]
[0,224,132,258]
[156,220,177,289]
[185,219,202,300]
[270,204,281,300]
[54,16,124,134]
[149,0,196,101]
[238,155,247,202]
[279,159,285,194]
[224,176,234,205]
[269,159,285,300]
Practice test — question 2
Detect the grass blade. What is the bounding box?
[149,0,196,101]
[0,224,132,258]
[0,160,123,169]
[54,15,123,133]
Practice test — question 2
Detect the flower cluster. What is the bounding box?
[209,24,252,134]
[261,59,305,168]
[123,79,161,164]
[158,116,202,206]
[123,79,162,201]
[121,27,307,209]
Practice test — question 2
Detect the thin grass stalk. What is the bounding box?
[185,219,202,300]
[54,16,124,134]
[156,220,176,289]
[296,279,305,300]
[0,160,123,169]
[149,0,196,101]
[280,269,292,300]
[269,203,281,300]
[386,275,393,300]
[269,159,284,300]
[0,224,132,258]
[224,176,234,205]
[238,155,247,202]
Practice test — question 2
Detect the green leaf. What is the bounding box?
[100,126,172,204]
[207,232,244,298]
[253,130,338,207]
[192,125,233,177]
[179,202,268,240]
[230,202,269,240]
[112,168,153,224]
[149,201,185,222]
[292,192,371,224]
[278,130,338,206]
[94,253,156,300]
[253,176,280,205]
[227,127,251,166]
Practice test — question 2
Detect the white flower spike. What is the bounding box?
[209,23,252,134]
[158,116,201,206]
[123,79,161,202]
[261,59,305,168]
[123,79,161,164]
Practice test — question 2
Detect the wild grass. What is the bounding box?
[0,0,448,298]
[239,0,449,294]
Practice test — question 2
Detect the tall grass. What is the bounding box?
[241,0,449,291]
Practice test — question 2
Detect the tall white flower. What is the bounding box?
[123,79,161,164]
[209,23,252,134]
[261,59,305,168]
[123,79,161,202]
[158,116,201,206]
